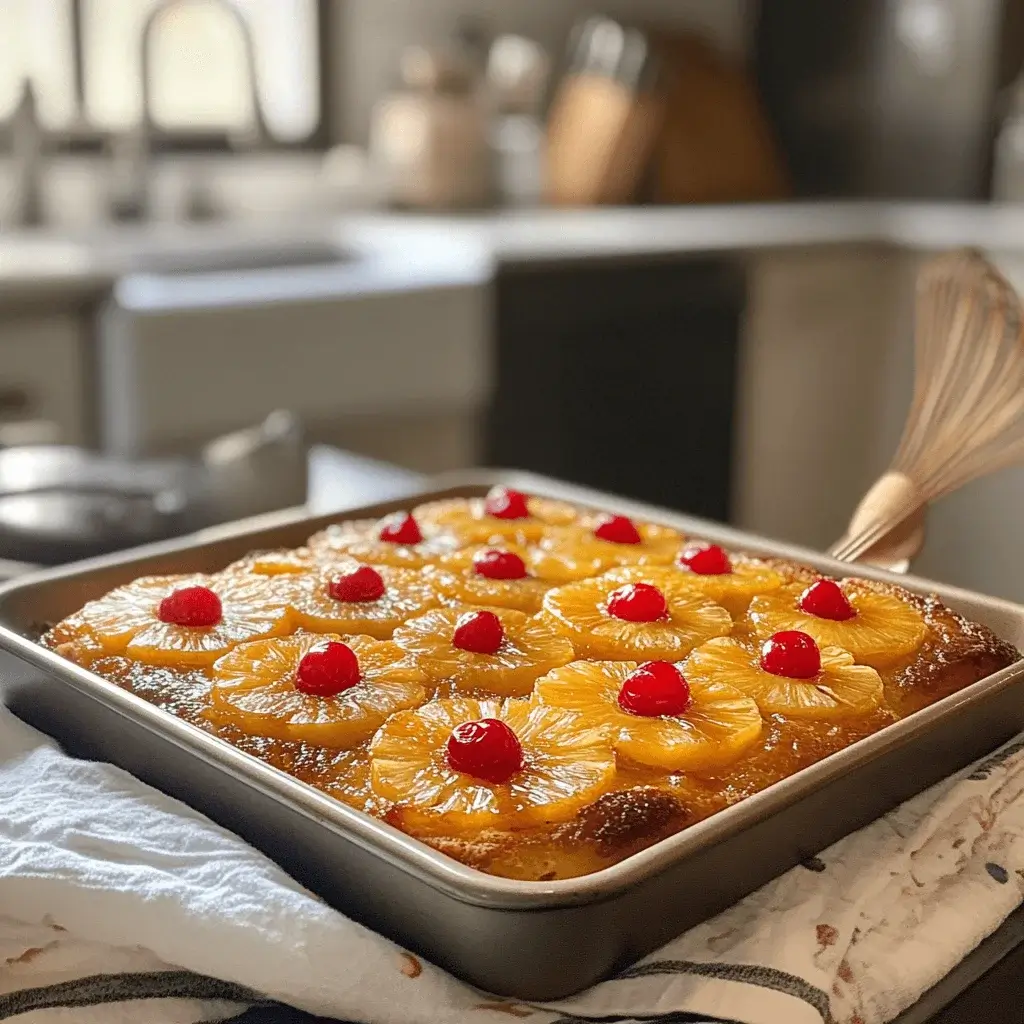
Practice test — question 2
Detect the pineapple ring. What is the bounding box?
[226,547,321,576]
[307,518,461,570]
[209,633,427,747]
[426,567,553,614]
[533,660,762,770]
[64,574,200,656]
[542,566,733,661]
[369,696,616,830]
[42,614,107,665]
[392,606,575,697]
[530,521,683,583]
[426,544,553,613]
[74,572,292,666]
[747,581,927,667]
[282,562,441,639]
[414,495,579,544]
[670,554,784,616]
[686,637,884,720]
[435,541,534,574]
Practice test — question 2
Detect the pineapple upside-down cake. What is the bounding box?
[43,485,1020,881]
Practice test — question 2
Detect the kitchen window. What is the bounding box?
[0,0,326,145]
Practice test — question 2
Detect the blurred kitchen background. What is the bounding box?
[4,0,1024,598]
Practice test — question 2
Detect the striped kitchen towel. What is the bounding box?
[1,703,1023,1024]
[0,918,260,1022]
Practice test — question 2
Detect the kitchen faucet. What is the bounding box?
[2,80,46,229]
[109,0,271,221]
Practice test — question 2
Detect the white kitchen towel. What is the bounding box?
[2,704,1024,1024]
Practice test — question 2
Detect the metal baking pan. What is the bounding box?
[0,469,1022,1002]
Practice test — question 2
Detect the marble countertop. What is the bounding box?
[0,215,492,306]
[4,201,1024,307]
[366,201,1024,263]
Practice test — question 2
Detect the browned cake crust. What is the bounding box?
[39,505,1021,882]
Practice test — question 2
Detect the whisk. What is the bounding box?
[831,247,1024,569]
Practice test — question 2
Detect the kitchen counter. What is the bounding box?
[0,217,492,307]
[0,238,112,304]
[360,200,1024,265]
[4,201,1024,306]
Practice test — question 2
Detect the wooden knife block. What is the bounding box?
[648,33,790,204]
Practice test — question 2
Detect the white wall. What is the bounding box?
[329,0,755,143]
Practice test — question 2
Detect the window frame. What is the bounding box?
[19,0,335,153]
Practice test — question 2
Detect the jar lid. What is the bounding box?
[565,16,660,92]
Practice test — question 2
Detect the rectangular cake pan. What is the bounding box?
[0,470,1023,1001]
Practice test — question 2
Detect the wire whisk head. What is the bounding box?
[833,248,1024,566]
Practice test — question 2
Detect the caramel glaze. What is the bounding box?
[44,572,1020,882]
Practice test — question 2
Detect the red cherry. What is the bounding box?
[617,661,692,717]
[295,640,361,696]
[799,579,856,621]
[445,718,524,784]
[157,585,222,627]
[678,543,732,576]
[452,610,505,654]
[328,565,386,603]
[606,583,668,623]
[484,486,530,520]
[760,630,821,679]
[378,512,422,545]
[473,548,528,580]
[593,514,642,545]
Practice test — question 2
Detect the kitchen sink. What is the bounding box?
[127,240,359,277]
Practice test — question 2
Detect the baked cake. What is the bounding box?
[41,485,1020,881]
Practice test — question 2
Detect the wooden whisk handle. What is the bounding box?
[832,471,926,570]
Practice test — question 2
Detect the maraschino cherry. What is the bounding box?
[157,585,222,627]
[593,514,642,545]
[760,630,821,679]
[484,486,530,520]
[799,579,856,621]
[329,565,386,603]
[473,548,528,580]
[618,661,692,717]
[446,718,524,783]
[295,640,361,696]
[452,610,505,654]
[607,583,668,623]
[378,512,422,545]
[678,543,732,576]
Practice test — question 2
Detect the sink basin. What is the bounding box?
[129,241,358,276]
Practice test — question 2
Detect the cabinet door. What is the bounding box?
[0,313,86,445]
[489,259,744,521]
[734,249,903,550]
[98,281,488,459]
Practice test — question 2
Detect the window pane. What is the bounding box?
[0,0,76,128]
[242,0,319,142]
[82,0,319,141]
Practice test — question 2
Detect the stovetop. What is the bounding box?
[0,445,425,580]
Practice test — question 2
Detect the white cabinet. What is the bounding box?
[0,312,87,445]
[97,272,490,472]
